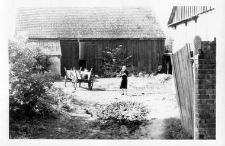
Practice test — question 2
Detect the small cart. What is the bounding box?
[64,67,94,90]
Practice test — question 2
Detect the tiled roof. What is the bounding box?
[15,7,165,39]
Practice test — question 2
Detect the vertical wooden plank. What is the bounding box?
[150,40,152,73]
[138,41,141,70]
[135,40,138,68]
[185,44,194,132]
[172,53,184,122]
[137,40,140,71]
[145,40,149,72]
[133,40,136,67]
[178,49,187,127]
[145,40,148,71]
[171,53,183,121]
[159,40,162,64]
[130,40,133,66]
[179,47,192,133]
[147,40,151,73]
[182,47,193,133]
[95,40,99,74]
[140,41,142,71]
[141,41,144,71]
[186,45,194,133]
[151,40,154,72]
[154,40,157,70]
[131,40,134,67]
[181,47,191,128]
[132,40,135,67]
[142,40,145,71]
[152,40,154,71]
[176,50,187,127]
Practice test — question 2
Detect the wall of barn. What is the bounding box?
[80,39,165,75]
[169,9,216,53]
[28,39,165,76]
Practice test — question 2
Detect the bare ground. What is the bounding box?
[28,74,179,139]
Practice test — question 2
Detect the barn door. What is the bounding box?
[82,42,96,72]
[60,41,79,77]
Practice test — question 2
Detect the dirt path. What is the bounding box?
[31,74,179,139]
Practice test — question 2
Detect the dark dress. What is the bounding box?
[120,70,128,89]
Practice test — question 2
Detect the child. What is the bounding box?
[120,65,128,95]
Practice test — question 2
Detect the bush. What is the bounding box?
[9,38,54,120]
[162,118,193,139]
[96,101,149,133]
[165,37,174,53]
[102,45,132,78]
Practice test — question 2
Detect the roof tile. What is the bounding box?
[16,7,165,39]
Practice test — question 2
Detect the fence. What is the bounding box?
[171,44,194,136]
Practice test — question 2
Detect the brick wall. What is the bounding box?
[194,39,216,139]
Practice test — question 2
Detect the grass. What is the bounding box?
[162,118,193,139]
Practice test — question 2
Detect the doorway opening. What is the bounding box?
[79,60,87,71]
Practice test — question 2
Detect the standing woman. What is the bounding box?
[120,65,128,95]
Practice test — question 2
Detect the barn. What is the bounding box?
[15,7,165,76]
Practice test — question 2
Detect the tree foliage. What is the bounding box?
[9,38,54,120]
[165,37,174,53]
[102,45,132,77]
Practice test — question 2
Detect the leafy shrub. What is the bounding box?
[96,101,149,133]
[9,38,54,120]
[165,37,174,53]
[102,45,132,78]
[46,86,66,104]
[162,118,193,139]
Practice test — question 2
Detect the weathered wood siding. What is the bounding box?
[28,39,165,76]
[171,44,194,136]
[80,39,165,75]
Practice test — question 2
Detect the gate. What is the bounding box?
[171,44,194,136]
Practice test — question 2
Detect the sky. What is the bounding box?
[5,0,174,39]
[4,0,221,39]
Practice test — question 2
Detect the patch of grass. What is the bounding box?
[91,101,149,137]
[87,119,144,139]
[162,118,193,139]
[9,119,50,139]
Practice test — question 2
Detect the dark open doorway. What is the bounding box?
[79,60,87,71]
[163,53,172,74]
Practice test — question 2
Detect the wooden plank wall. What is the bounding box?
[171,44,194,136]
[81,39,164,75]
[173,6,214,24]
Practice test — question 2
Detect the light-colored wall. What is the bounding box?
[48,56,61,76]
[28,39,62,76]
[169,9,216,53]
[28,39,61,55]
